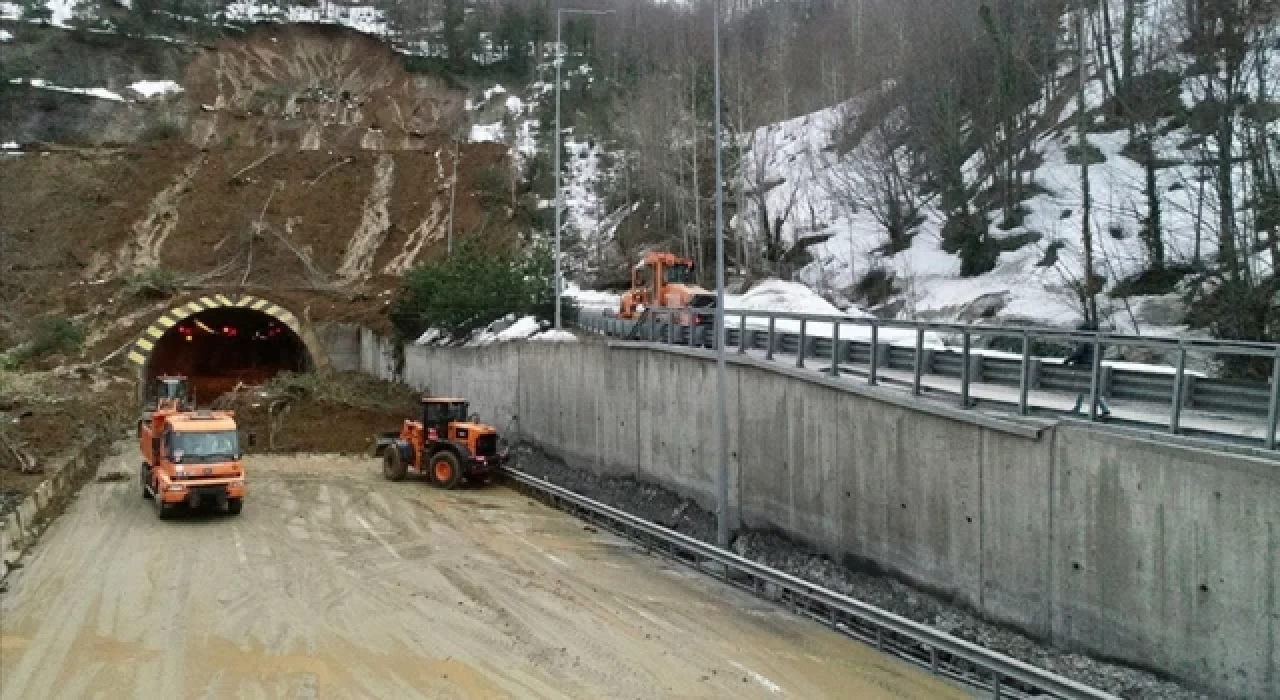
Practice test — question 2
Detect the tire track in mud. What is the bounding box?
[0,450,143,699]
[2,453,968,700]
[337,154,395,282]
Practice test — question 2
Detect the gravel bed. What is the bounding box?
[511,447,1208,700]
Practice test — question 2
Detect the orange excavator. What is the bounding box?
[618,251,717,323]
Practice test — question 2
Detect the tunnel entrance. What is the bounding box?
[129,295,314,405]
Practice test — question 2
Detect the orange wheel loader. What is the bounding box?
[374,397,509,489]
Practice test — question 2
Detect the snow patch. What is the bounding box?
[221,1,389,36]
[0,29,13,42]
[563,283,620,312]
[469,122,504,144]
[127,80,183,99]
[9,78,125,102]
[531,330,577,343]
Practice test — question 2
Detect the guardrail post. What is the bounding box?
[1267,349,1280,450]
[960,331,972,408]
[688,312,697,348]
[648,310,656,342]
[1088,333,1104,421]
[739,313,748,355]
[796,319,808,369]
[868,321,880,386]
[667,310,676,346]
[912,327,925,396]
[1170,345,1187,435]
[766,316,776,361]
[829,322,841,377]
[1018,330,1032,415]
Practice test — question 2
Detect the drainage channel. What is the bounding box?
[500,467,1118,700]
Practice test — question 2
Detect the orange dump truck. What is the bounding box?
[138,407,246,519]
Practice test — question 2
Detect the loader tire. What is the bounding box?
[429,451,462,490]
[227,498,243,516]
[383,447,407,482]
[141,463,152,499]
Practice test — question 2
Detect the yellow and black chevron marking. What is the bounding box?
[127,294,301,367]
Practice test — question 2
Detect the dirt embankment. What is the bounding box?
[0,366,135,515]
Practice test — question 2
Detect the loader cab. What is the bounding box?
[422,398,471,437]
[147,376,192,412]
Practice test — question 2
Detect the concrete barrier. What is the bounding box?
[368,335,1279,699]
[0,439,108,574]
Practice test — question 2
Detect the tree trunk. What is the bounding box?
[1218,101,1240,283]
[1099,0,1122,100]
[1079,7,1098,326]
[1143,134,1164,268]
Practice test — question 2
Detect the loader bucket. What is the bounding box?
[373,432,401,457]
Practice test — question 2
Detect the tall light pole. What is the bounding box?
[554,7,613,329]
[711,0,730,549]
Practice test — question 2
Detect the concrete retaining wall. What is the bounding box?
[1,437,109,575]
[366,335,1279,699]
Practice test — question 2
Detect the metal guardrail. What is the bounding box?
[502,466,1119,700]
[579,308,1280,451]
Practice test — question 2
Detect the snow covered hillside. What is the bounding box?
[738,0,1276,335]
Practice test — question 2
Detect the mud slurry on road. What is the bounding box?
[0,450,967,699]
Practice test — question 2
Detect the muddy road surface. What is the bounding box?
[1,447,968,699]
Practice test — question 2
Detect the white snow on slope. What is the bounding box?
[221,1,388,36]
[128,80,183,99]
[737,2,1274,332]
[0,29,13,41]
[564,283,620,312]
[415,315,576,347]
[9,78,125,101]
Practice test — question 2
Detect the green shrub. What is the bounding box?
[20,316,86,362]
[390,240,569,341]
[140,118,183,143]
[126,266,181,299]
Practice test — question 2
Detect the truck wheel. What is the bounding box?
[383,447,407,482]
[227,498,243,515]
[141,463,152,499]
[430,452,462,490]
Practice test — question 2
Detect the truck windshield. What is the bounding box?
[172,431,239,463]
[664,264,694,285]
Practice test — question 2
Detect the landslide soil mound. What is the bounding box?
[214,371,419,455]
[0,24,518,360]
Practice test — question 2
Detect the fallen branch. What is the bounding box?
[307,156,355,187]
[0,429,37,474]
[242,182,282,286]
[229,150,277,184]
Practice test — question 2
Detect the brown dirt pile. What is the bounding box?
[213,371,419,455]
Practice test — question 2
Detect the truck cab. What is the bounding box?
[139,410,245,518]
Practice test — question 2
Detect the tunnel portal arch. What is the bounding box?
[129,294,318,404]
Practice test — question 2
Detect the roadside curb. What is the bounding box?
[1,436,110,580]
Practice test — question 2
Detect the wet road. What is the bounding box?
[0,446,968,699]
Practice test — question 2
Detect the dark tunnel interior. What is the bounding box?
[146,308,311,405]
